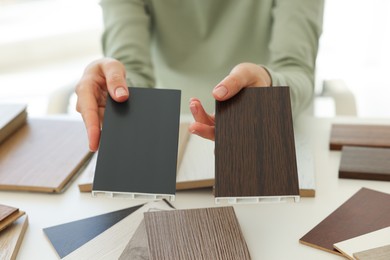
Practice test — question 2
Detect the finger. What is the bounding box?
[189,98,214,126]
[189,122,215,141]
[100,59,129,102]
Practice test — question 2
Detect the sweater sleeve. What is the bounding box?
[264,0,324,117]
[100,0,155,87]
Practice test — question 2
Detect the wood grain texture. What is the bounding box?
[339,146,390,181]
[334,226,390,259]
[0,210,25,233]
[354,244,390,260]
[0,215,28,260]
[0,204,18,222]
[300,188,390,255]
[215,87,299,200]
[0,118,91,193]
[0,103,27,144]
[43,204,143,258]
[330,124,390,150]
[63,201,173,260]
[144,206,251,260]
[93,88,181,199]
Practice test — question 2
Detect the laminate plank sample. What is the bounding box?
[43,204,143,258]
[144,206,251,260]
[0,210,25,233]
[334,226,390,259]
[0,215,28,260]
[330,124,390,150]
[300,188,390,255]
[63,201,173,260]
[354,244,390,260]
[215,87,299,203]
[93,87,181,201]
[339,146,390,181]
[0,118,91,193]
[0,103,27,144]
[0,204,18,222]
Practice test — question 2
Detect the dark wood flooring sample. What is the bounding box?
[300,188,390,255]
[215,87,299,200]
[330,124,390,150]
[144,207,251,260]
[339,146,390,181]
[93,87,181,199]
[43,204,143,258]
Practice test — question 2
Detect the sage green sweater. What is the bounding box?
[101,0,324,116]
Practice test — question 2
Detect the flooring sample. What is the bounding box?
[0,215,28,260]
[339,146,390,181]
[330,124,390,150]
[0,210,25,233]
[93,87,181,201]
[334,226,390,259]
[214,87,299,203]
[144,206,251,260]
[354,244,390,260]
[0,118,91,192]
[119,220,149,260]
[0,103,27,144]
[300,188,390,255]
[63,201,174,260]
[0,204,18,222]
[43,204,143,258]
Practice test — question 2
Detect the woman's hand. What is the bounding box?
[189,62,272,140]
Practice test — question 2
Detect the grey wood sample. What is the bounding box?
[93,87,181,200]
[354,244,390,260]
[43,204,143,258]
[215,87,299,203]
[339,146,390,181]
[144,206,251,260]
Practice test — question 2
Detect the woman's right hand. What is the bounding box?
[75,58,129,152]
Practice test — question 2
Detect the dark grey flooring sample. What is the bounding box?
[43,204,143,258]
[93,87,181,197]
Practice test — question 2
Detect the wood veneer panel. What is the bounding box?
[144,206,251,260]
[0,103,27,144]
[339,146,390,181]
[63,201,173,260]
[0,215,28,260]
[300,188,390,255]
[0,204,18,222]
[43,204,143,258]
[93,87,181,200]
[215,87,299,202]
[354,244,390,260]
[0,210,25,233]
[0,118,91,193]
[330,124,390,150]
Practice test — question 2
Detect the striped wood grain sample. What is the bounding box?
[43,204,143,258]
[0,204,18,222]
[0,103,27,144]
[300,188,390,255]
[330,124,390,150]
[354,244,390,260]
[0,215,28,260]
[215,87,299,200]
[93,87,181,200]
[144,206,251,260]
[0,119,91,193]
[0,210,25,233]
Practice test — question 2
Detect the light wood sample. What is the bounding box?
[0,103,27,144]
[0,204,18,222]
[354,244,390,260]
[0,118,91,192]
[0,215,28,260]
[0,210,25,233]
[144,206,251,260]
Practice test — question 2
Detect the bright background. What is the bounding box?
[1,0,389,117]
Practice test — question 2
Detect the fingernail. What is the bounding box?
[190,102,198,115]
[213,85,228,99]
[115,87,127,98]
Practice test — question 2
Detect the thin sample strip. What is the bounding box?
[0,210,25,233]
[330,124,390,150]
[354,244,390,260]
[339,146,390,181]
[144,206,251,260]
[93,87,181,201]
[0,119,91,193]
[43,204,143,258]
[300,188,390,255]
[63,201,173,260]
[0,215,28,260]
[215,87,299,203]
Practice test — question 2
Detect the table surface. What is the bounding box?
[2,115,390,260]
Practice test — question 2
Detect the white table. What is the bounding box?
[2,116,390,260]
